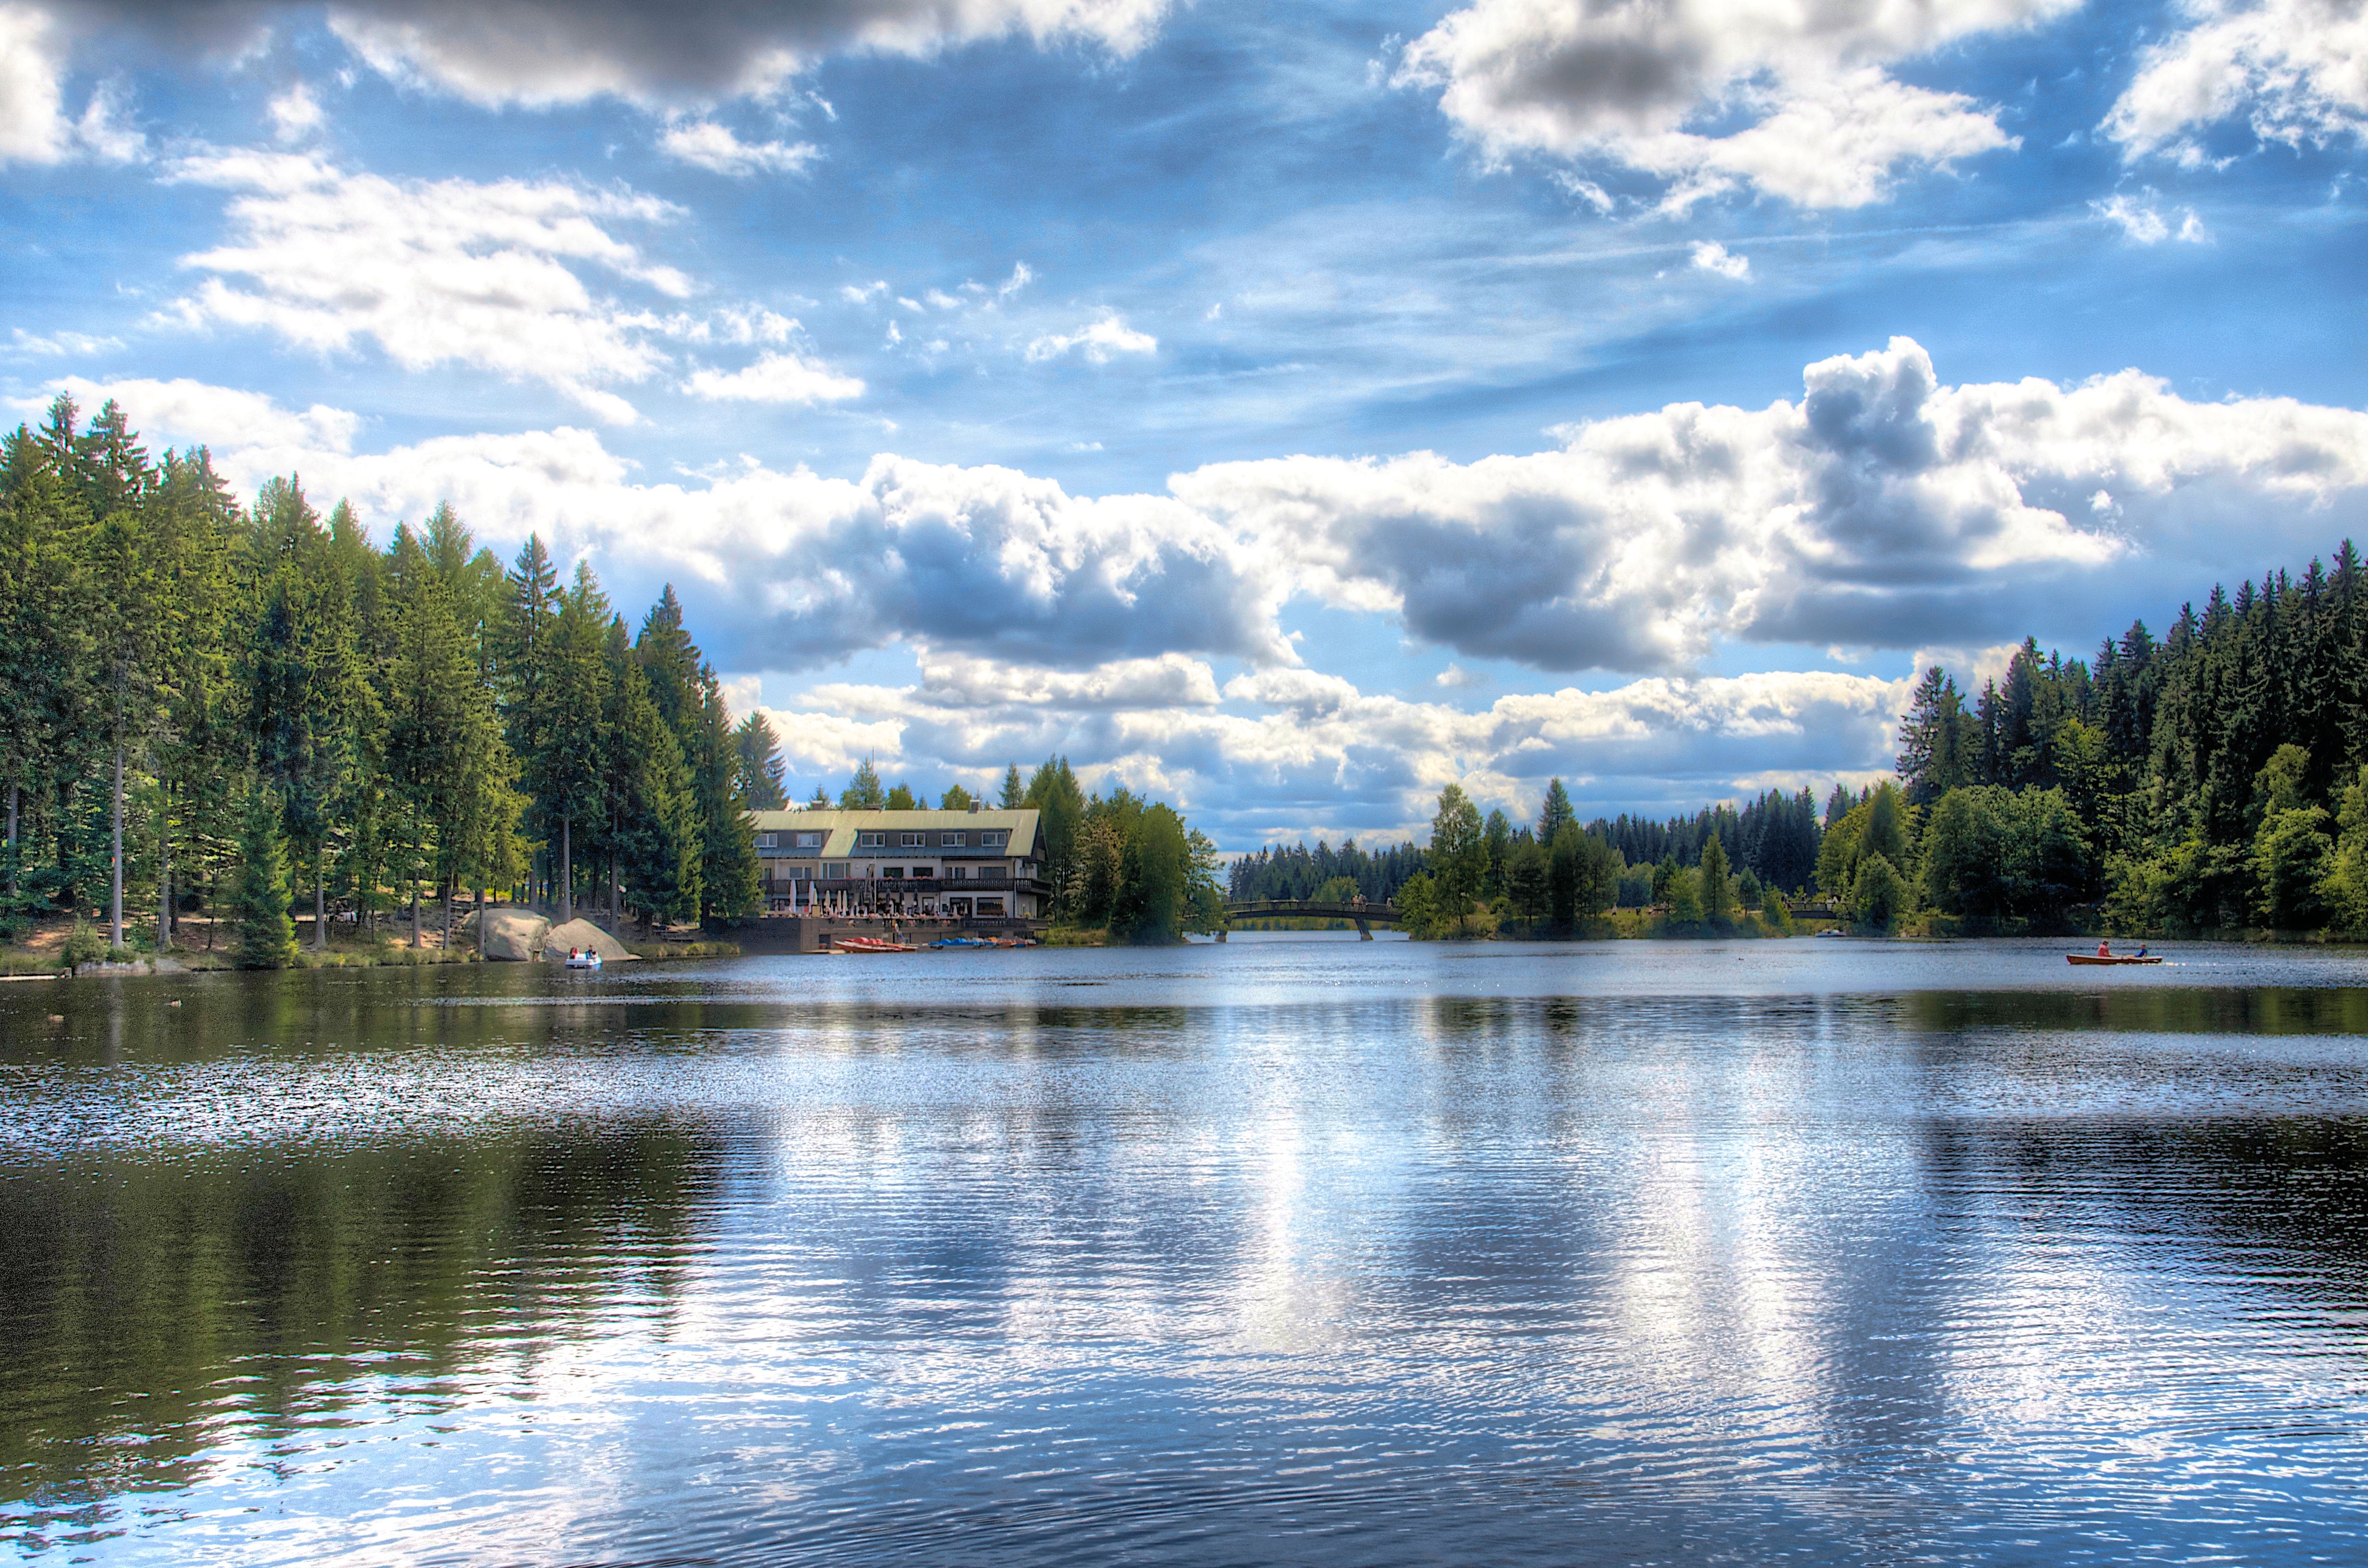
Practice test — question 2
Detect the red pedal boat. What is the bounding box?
[834,935,916,953]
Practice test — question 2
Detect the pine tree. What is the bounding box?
[999,764,1024,808]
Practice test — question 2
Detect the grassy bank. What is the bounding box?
[629,940,742,959]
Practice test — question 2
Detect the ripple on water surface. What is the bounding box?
[4,939,2368,1564]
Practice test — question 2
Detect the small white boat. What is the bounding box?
[565,949,603,970]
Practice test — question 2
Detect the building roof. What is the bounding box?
[748,808,1041,858]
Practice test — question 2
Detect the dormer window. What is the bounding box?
[979,831,1006,847]
[942,832,965,846]
[858,832,886,846]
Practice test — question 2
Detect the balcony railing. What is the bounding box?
[760,874,1051,898]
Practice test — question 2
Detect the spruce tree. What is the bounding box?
[690,668,761,922]
[732,712,789,809]
[1537,778,1574,843]
[232,782,297,969]
[840,759,886,809]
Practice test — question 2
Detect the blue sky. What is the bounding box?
[5,0,2368,847]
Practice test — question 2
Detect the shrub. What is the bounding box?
[61,921,105,971]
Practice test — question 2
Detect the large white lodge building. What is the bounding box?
[749,808,1050,920]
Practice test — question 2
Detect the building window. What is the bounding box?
[824,863,849,880]
[975,899,1005,916]
[942,832,965,846]
[858,832,886,846]
[945,866,966,880]
[756,832,778,849]
[794,832,822,849]
[883,867,904,880]
[912,865,935,880]
[899,832,924,846]
[979,831,1006,847]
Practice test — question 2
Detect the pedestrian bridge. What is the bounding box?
[1222,899,1400,939]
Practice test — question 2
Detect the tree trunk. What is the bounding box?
[475,885,487,956]
[559,814,573,926]
[442,876,453,952]
[410,880,421,947]
[110,744,124,950]
[6,782,17,896]
[608,850,619,931]
[158,782,172,949]
[314,850,328,950]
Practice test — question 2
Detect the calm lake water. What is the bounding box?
[7,935,2368,1565]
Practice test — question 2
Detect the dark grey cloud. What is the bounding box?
[49,0,1168,105]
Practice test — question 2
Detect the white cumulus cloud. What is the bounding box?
[1176,336,2368,671]
[1690,239,1750,279]
[269,82,325,142]
[1395,0,2068,208]
[683,349,863,404]
[0,3,143,167]
[2092,192,2213,243]
[658,119,820,176]
[2107,0,2368,160]
[158,150,699,424]
[1026,310,1157,363]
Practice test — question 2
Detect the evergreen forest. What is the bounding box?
[0,395,771,961]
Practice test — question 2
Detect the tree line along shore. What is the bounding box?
[12,392,2368,962]
[0,396,1228,971]
[1232,539,2368,943]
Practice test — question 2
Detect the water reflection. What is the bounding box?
[2,948,2368,1563]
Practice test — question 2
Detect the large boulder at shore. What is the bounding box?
[542,918,635,962]
[479,908,549,962]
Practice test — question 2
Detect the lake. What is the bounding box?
[6,935,2368,1565]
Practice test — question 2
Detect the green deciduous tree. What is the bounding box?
[1427,784,1486,934]
[1850,854,1908,932]
[1111,803,1190,944]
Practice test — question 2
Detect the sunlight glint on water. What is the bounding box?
[5,936,2368,1564]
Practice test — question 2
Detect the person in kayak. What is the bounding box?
[2098,939,2112,957]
